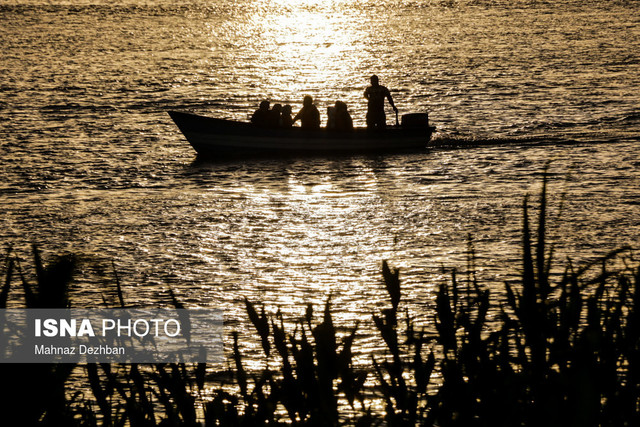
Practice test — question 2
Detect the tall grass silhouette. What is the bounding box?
[0,246,77,426]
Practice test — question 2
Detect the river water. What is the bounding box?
[1,0,639,356]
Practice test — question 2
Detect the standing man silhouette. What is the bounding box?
[364,75,397,129]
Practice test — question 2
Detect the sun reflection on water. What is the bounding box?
[238,0,370,107]
[192,159,390,318]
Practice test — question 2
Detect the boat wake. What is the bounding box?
[430,128,640,150]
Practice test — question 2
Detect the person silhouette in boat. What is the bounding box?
[281,104,293,128]
[364,75,397,130]
[334,100,353,132]
[293,95,321,129]
[251,100,271,127]
[269,103,283,128]
[326,105,336,130]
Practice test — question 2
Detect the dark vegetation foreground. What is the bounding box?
[0,173,638,426]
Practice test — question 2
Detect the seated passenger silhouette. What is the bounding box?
[326,105,336,130]
[364,75,397,130]
[269,103,282,128]
[281,105,293,128]
[293,95,321,130]
[251,100,271,127]
[334,101,353,132]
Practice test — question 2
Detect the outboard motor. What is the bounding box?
[401,113,430,129]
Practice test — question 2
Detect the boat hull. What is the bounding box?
[168,111,434,158]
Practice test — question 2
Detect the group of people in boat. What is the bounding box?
[250,75,397,131]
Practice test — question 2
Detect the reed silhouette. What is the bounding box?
[1,172,638,425]
[0,246,77,426]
